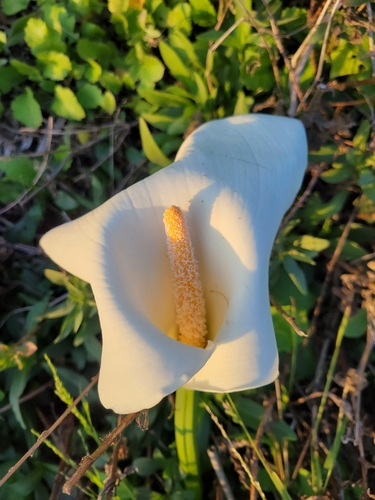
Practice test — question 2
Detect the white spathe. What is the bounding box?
[40,114,308,414]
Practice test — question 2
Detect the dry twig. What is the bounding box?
[0,374,99,487]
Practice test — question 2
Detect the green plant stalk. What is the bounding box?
[310,305,351,492]
[175,387,202,498]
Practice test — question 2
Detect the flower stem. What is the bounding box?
[175,387,202,498]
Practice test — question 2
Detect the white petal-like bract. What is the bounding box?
[40,114,308,414]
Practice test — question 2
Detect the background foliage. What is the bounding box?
[1,0,375,499]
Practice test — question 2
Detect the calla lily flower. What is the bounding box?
[40,114,307,414]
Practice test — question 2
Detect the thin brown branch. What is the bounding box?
[280,165,324,230]
[270,295,306,337]
[63,411,140,495]
[261,0,303,111]
[0,381,53,415]
[0,374,99,487]
[205,17,245,94]
[307,208,357,337]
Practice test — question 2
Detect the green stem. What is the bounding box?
[175,388,202,499]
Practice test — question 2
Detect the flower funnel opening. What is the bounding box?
[163,206,207,348]
[40,114,308,414]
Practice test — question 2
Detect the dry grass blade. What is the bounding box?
[0,374,99,488]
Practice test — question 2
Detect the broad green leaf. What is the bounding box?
[99,70,122,93]
[321,163,352,184]
[330,39,365,78]
[0,157,35,185]
[81,22,105,39]
[142,113,175,132]
[169,30,202,70]
[283,256,308,295]
[189,0,216,27]
[42,4,72,34]
[353,119,371,151]
[77,38,115,65]
[9,364,32,429]
[4,203,44,244]
[0,66,25,93]
[139,117,171,168]
[108,0,129,14]
[37,51,72,80]
[54,191,80,210]
[230,394,264,430]
[343,308,367,338]
[233,90,249,115]
[24,18,66,54]
[296,235,330,252]
[268,420,298,442]
[11,87,43,129]
[10,59,43,82]
[133,457,165,477]
[100,90,116,114]
[129,54,165,83]
[2,0,29,15]
[167,3,192,34]
[0,31,6,47]
[85,59,102,82]
[138,88,190,107]
[193,72,208,105]
[52,85,86,121]
[77,83,102,109]
[44,269,69,286]
[308,143,338,163]
[159,40,191,80]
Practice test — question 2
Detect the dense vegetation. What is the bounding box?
[1,0,375,498]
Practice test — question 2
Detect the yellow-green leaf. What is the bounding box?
[139,117,171,168]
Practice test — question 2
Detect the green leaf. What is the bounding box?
[133,457,165,477]
[159,40,191,80]
[189,0,216,27]
[44,269,69,286]
[42,4,75,35]
[0,157,35,185]
[100,90,116,114]
[2,0,30,15]
[77,39,115,65]
[230,395,264,430]
[24,18,66,55]
[11,87,43,129]
[54,191,80,210]
[296,235,330,252]
[99,70,122,93]
[10,59,43,82]
[283,256,308,295]
[84,59,102,83]
[76,83,102,109]
[343,308,367,338]
[108,0,129,14]
[139,117,171,168]
[167,3,192,34]
[233,90,250,115]
[268,420,298,442]
[129,54,165,83]
[330,39,365,78]
[138,88,190,107]
[9,364,32,429]
[0,66,25,93]
[37,51,72,80]
[52,85,86,121]
[4,203,44,244]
